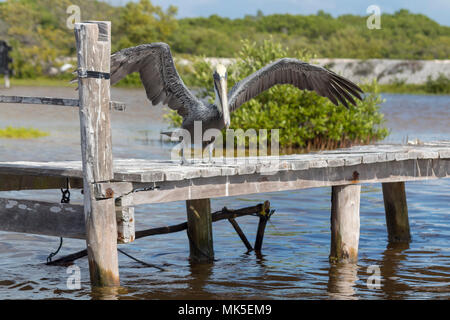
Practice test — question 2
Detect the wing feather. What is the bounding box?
[110,43,200,118]
[228,58,363,111]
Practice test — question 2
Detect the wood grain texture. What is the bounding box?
[75,21,119,287]
[186,198,214,263]
[330,184,361,263]
[0,144,449,206]
[0,144,448,184]
[0,95,127,111]
[115,199,135,244]
[0,198,85,239]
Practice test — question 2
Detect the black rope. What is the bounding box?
[46,179,70,264]
[46,237,63,264]
[117,248,166,271]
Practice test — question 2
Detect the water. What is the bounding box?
[0,86,449,300]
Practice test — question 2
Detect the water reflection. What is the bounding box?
[380,242,411,300]
[187,262,214,296]
[327,262,359,300]
[90,286,128,300]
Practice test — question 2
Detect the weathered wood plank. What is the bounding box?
[329,185,361,263]
[0,144,449,185]
[0,198,85,239]
[115,199,135,244]
[105,158,450,205]
[0,95,126,111]
[76,21,119,287]
[0,174,83,192]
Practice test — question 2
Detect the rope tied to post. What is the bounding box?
[46,179,70,264]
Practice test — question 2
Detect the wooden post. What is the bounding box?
[382,182,411,243]
[228,218,253,252]
[254,215,269,252]
[4,74,10,89]
[75,21,119,287]
[186,199,214,263]
[330,185,361,263]
[115,198,135,244]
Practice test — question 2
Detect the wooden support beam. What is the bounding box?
[0,198,85,239]
[0,174,82,192]
[75,21,119,287]
[48,203,269,266]
[0,95,126,111]
[254,215,269,252]
[0,197,138,242]
[228,218,253,252]
[330,185,361,263]
[115,199,135,244]
[186,199,214,263]
[382,182,411,243]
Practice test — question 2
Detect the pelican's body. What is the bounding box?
[110,42,363,160]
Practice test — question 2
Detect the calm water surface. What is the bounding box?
[0,86,449,299]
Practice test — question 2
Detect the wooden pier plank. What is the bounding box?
[0,198,85,239]
[0,144,448,184]
[0,144,449,206]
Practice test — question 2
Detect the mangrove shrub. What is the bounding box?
[166,39,389,151]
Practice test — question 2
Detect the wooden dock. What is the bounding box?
[1,142,449,264]
[1,20,449,288]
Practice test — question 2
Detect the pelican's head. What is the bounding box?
[213,64,230,128]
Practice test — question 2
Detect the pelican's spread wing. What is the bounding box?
[110,43,199,117]
[228,58,363,111]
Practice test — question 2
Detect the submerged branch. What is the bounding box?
[47,201,272,266]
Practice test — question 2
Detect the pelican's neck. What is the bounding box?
[214,86,222,113]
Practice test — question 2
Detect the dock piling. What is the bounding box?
[75,21,119,287]
[330,185,361,263]
[186,199,214,263]
[382,182,411,243]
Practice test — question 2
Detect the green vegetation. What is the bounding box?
[0,126,49,139]
[378,74,450,94]
[170,9,450,60]
[0,77,76,87]
[166,40,389,151]
[0,0,445,149]
[0,0,449,80]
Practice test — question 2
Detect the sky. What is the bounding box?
[106,0,449,26]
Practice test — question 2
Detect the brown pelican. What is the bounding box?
[110,43,363,161]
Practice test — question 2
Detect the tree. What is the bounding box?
[115,0,178,50]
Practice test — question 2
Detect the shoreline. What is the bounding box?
[1,78,449,96]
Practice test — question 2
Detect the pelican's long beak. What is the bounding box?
[214,65,230,129]
[219,77,230,128]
